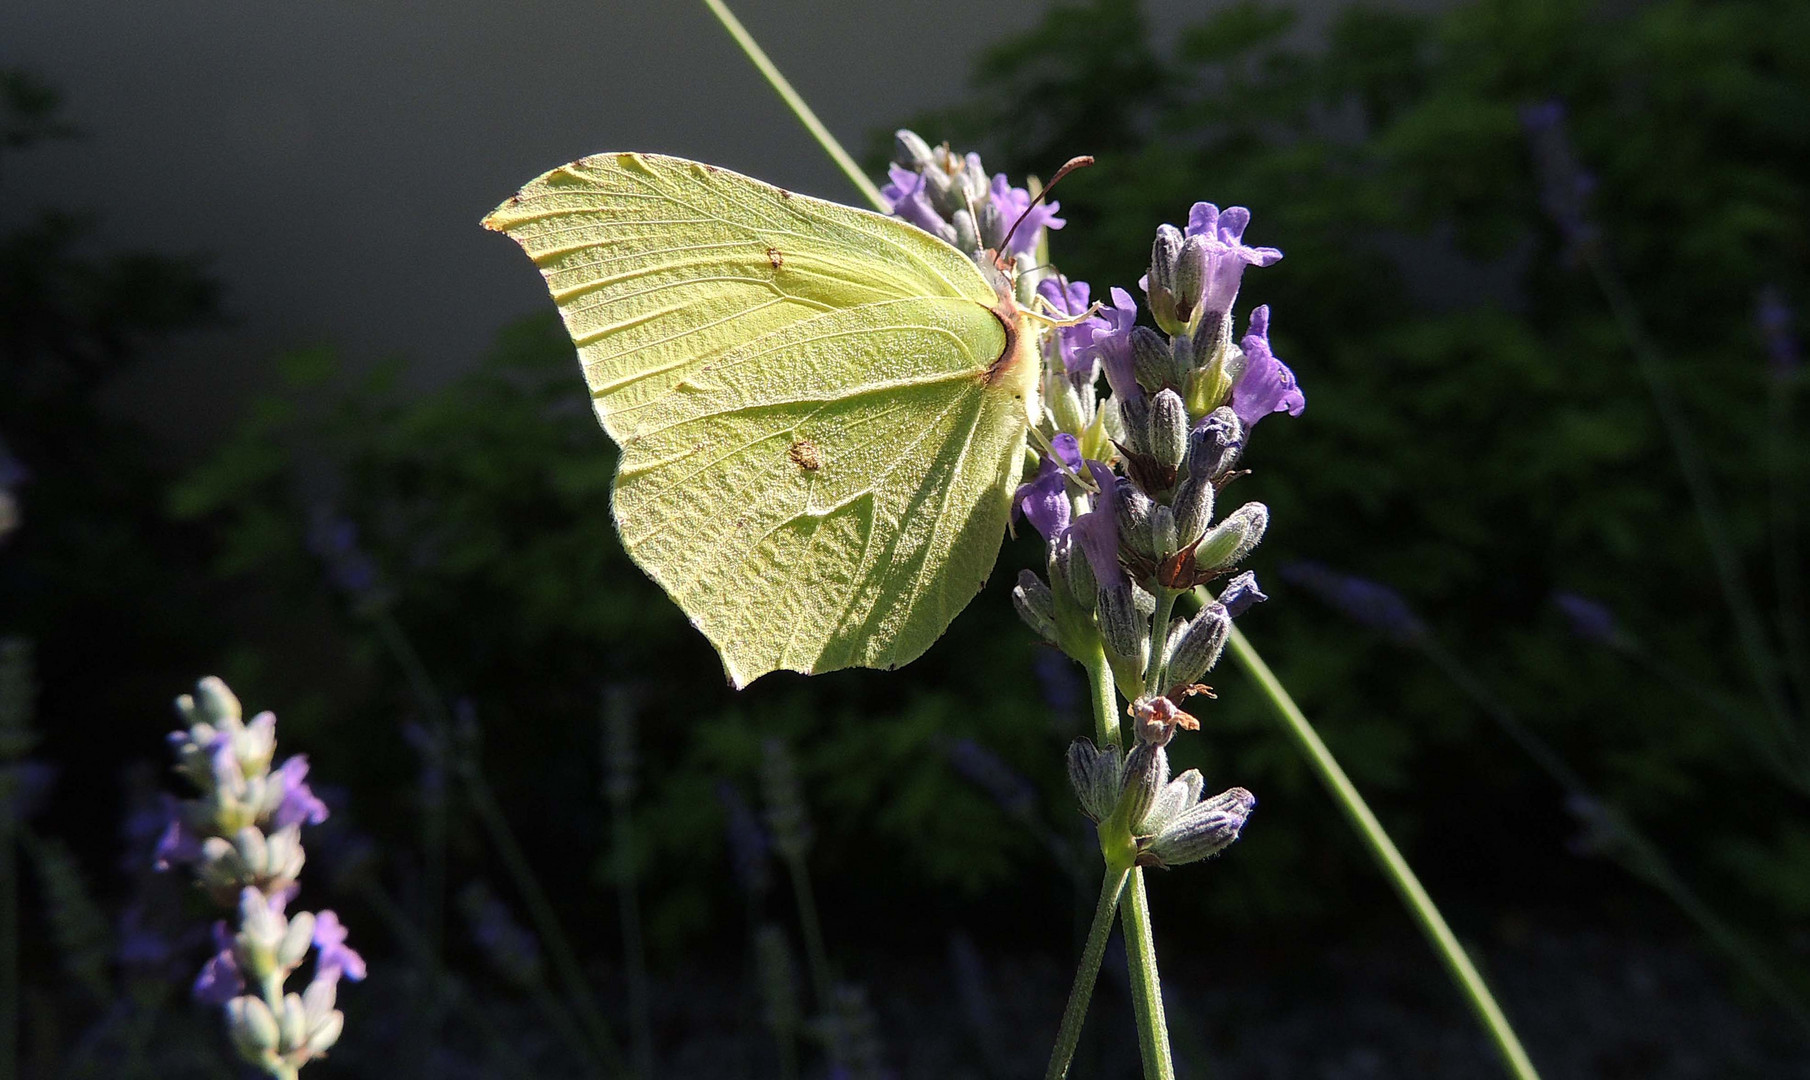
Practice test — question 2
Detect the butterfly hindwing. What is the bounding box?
[485,154,1030,685]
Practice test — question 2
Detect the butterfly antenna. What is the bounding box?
[997,155,1094,263]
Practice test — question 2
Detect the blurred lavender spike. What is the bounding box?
[1551,591,1627,648]
[1757,286,1801,378]
[1280,561,1427,643]
[1520,100,1600,260]
[715,780,773,899]
[306,504,391,610]
[941,737,1040,822]
[458,881,544,988]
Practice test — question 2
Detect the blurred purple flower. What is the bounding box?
[1552,591,1622,647]
[0,760,54,822]
[1013,433,1081,542]
[307,505,383,601]
[1230,305,1304,430]
[1185,203,1283,324]
[1086,288,1142,401]
[714,780,772,898]
[313,909,366,983]
[987,173,1064,256]
[152,797,201,870]
[1034,651,1083,718]
[1520,100,1599,258]
[1281,560,1426,642]
[192,921,243,1004]
[1757,286,1800,377]
[272,754,330,829]
[460,882,543,985]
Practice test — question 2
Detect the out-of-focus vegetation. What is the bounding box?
[5,0,1809,1074]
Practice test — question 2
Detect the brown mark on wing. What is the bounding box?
[767,247,784,269]
[788,438,823,472]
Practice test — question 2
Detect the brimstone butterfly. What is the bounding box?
[484,153,1044,687]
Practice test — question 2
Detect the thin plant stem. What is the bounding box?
[1145,589,1179,696]
[1416,638,1810,1031]
[610,788,654,1079]
[1082,638,1122,748]
[1222,620,1542,1080]
[1768,376,1810,719]
[1586,253,1797,742]
[0,814,15,1080]
[783,854,836,1012]
[368,613,626,1074]
[462,766,628,1076]
[1119,871,1173,1080]
[698,0,885,212]
[1045,867,1129,1080]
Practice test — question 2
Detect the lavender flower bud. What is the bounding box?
[951,208,980,254]
[226,995,281,1065]
[761,738,812,861]
[1171,235,1210,328]
[1052,531,1097,611]
[1116,393,1150,458]
[277,910,316,972]
[1171,471,1215,549]
[278,993,309,1053]
[302,1009,345,1055]
[1130,328,1174,394]
[1167,604,1232,687]
[1012,570,1059,646]
[1066,738,1123,823]
[1137,768,1205,837]
[1140,787,1254,868]
[1113,485,1157,559]
[892,129,934,170]
[1194,502,1268,571]
[1189,408,1244,481]
[1147,389,1189,471]
[1095,582,1146,664]
[1217,571,1267,618]
[1114,743,1169,832]
[1147,225,1184,333]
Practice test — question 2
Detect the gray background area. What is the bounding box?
[1,0,1070,438]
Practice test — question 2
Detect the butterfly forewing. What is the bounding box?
[485,154,1030,685]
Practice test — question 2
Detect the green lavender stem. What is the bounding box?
[699,0,883,210]
[1120,872,1173,1080]
[1223,621,1542,1080]
[610,782,654,1080]
[1044,867,1129,1080]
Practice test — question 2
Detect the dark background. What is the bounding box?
[3,0,1808,1076]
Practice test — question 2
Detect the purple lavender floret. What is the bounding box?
[988,173,1064,256]
[1014,433,1082,541]
[1037,276,1106,388]
[1230,305,1305,430]
[193,921,244,1004]
[881,164,957,246]
[1281,560,1426,642]
[313,909,366,983]
[273,754,330,830]
[307,506,383,600]
[1217,571,1268,618]
[1185,203,1283,323]
[1087,287,1143,401]
[1074,463,1127,588]
[1552,591,1622,647]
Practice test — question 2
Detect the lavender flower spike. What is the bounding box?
[159,677,358,1077]
[1281,561,1426,643]
[1552,591,1626,648]
[1756,286,1800,377]
[1230,306,1305,430]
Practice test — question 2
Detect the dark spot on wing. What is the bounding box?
[767,247,784,269]
[788,438,823,472]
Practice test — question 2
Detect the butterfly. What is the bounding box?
[484,153,1045,687]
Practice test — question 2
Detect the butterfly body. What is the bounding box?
[486,153,1040,686]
